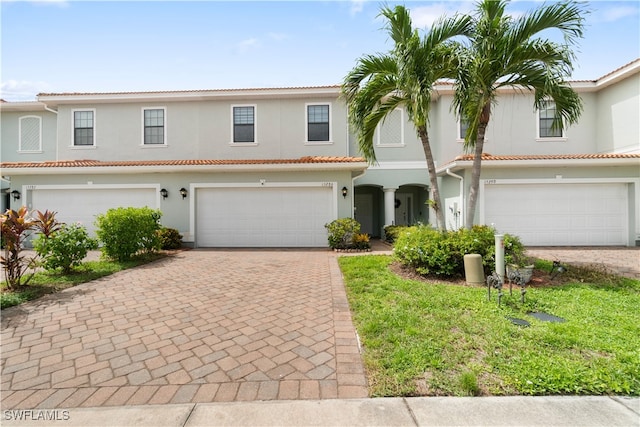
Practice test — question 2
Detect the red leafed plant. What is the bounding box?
[1,207,61,290]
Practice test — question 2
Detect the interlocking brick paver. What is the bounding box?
[1,250,368,409]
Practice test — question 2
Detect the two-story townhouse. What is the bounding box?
[2,60,639,247]
[1,87,367,247]
[351,59,639,246]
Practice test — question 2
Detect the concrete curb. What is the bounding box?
[3,396,638,426]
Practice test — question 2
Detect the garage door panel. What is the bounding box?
[196,186,333,247]
[485,183,627,246]
[31,188,157,236]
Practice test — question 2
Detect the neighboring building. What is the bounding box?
[1,60,639,247]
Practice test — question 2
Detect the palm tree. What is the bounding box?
[342,5,472,230]
[454,0,587,229]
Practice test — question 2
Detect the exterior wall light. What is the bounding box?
[342,186,348,198]
[160,188,168,199]
[179,188,188,199]
[11,190,21,201]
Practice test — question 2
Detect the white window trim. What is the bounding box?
[305,102,333,144]
[18,115,43,153]
[376,108,405,147]
[230,104,258,146]
[141,107,168,147]
[536,101,567,141]
[70,108,97,148]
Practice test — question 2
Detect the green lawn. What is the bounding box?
[339,255,640,397]
[1,253,165,309]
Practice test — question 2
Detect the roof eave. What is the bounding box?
[2,162,369,175]
[36,86,342,105]
[437,157,640,175]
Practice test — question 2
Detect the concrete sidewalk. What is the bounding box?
[2,396,638,426]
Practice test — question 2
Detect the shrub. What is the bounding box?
[383,225,407,243]
[325,218,361,249]
[95,207,162,261]
[157,227,183,250]
[34,223,98,274]
[352,233,371,250]
[394,224,525,278]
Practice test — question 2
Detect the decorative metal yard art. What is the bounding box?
[486,272,504,306]
[550,260,567,280]
[507,268,527,304]
[486,269,527,306]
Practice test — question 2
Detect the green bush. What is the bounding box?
[394,224,525,277]
[324,218,362,249]
[157,227,183,250]
[34,223,98,274]
[383,225,407,243]
[352,233,371,250]
[95,207,162,261]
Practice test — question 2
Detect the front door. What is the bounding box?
[395,194,412,226]
[354,193,374,235]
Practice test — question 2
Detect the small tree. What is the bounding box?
[95,207,162,261]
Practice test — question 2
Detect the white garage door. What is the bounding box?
[484,183,628,246]
[30,187,157,236]
[196,186,334,247]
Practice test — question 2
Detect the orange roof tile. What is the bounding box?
[452,153,640,161]
[0,156,366,169]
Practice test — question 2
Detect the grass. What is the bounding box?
[1,253,165,309]
[338,255,640,397]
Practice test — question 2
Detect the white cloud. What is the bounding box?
[0,80,52,101]
[268,32,288,41]
[409,2,474,29]
[236,38,260,53]
[594,5,638,23]
[350,0,365,16]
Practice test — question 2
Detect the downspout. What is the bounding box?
[446,168,464,229]
[42,104,59,161]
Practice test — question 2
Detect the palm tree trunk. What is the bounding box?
[417,126,446,231]
[465,102,491,229]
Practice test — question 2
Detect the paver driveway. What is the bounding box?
[1,250,367,410]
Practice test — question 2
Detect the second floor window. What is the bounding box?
[144,108,166,145]
[538,100,563,138]
[307,104,330,142]
[73,110,94,146]
[458,117,470,141]
[233,106,255,143]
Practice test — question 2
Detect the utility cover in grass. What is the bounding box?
[506,317,530,327]
[528,312,566,323]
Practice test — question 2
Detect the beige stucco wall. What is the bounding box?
[596,73,640,154]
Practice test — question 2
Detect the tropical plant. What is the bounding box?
[453,0,587,228]
[342,5,472,231]
[34,223,98,274]
[157,227,183,250]
[1,208,62,289]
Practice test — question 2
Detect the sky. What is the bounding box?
[1,0,639,102]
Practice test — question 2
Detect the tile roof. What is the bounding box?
[36,85,342,97]
[452,153,640,161]
[0,156,366,169]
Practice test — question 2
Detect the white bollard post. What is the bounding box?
[495,234,505,281]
